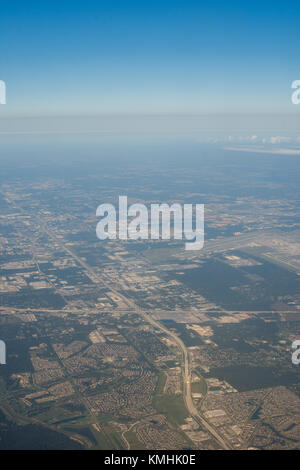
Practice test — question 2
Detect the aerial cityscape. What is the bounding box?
[0,140,299,450]
[1,0,300,454]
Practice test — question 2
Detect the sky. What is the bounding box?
[0,0,300,120]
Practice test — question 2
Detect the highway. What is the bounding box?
[41,223,231,450]
[1,190,231,450]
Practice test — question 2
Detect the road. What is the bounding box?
[41,222,231,450]
[1,190,231,450]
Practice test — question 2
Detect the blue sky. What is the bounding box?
[0,0,300,116]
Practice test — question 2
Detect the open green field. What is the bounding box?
[153,394,189,426]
